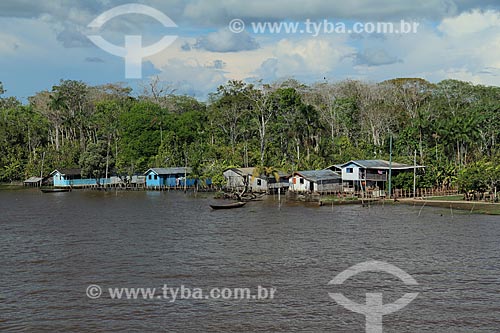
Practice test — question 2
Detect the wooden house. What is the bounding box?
[223,167,255,191]
[128,175,146,188]
[266,171,290,194]
[288,170,342,193]
[328,160,423,192]
[223,167,289,193]
[23,176,43,187]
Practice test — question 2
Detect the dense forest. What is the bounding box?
[0,78,499,193]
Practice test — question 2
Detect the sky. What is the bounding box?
[0,0,499,101]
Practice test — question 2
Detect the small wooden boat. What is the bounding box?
[209,201,246,210]
[40,188,71,193]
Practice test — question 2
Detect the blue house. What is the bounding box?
[144,167,205,188]
[50,168,111,187]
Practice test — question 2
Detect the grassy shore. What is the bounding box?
[424,195,464,201]
[0,183,24,190]
[398,198,500,215]
[319,194,500,215]
[319,195,383,206]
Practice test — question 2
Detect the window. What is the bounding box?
[346,168,353,173]
[148,175,152,180]
[257,179,262,186]
[154,175,158,180]
[300,178,304,184]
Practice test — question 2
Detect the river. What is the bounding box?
[1,189,499,332]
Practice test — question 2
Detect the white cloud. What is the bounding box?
[0,32,21,55]
[156,59,227,97]
[438,9,500,36]
[1,1,499,99]
[192,28,259,52]
[147,34,354,94]
[146,6,500,97]
[0,17,59,58]
[254,37,354,80]
[355,48,402,66]
[182,0,465,24]
[345,9,500,85]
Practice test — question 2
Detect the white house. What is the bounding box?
[329,160,424,192]
[289,170,342,193]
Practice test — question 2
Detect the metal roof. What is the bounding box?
[235,167,256,175]
[223,167,252,176]
[224,167,287,178]
[145,167,192,175]
[24,176,43,183]
[50,168,82,176]
[294,169,341,182]
[339,160,423,170]
[324,164,343,171]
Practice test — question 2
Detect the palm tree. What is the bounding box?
[253,165,280,182]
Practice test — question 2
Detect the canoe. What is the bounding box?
[40,188,71,193]
[209,202,246,210]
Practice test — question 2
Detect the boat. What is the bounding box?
[209,201,246,210]
[40,188,71,193]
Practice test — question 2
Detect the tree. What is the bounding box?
[245,81,277,165]
[79,141,111,186]
[30,91,64,151]
[140,75,176,108]
[0,82,21,109]
[117,100,165,173]
[253,165,280,182]
[208,80,252,159]
[93,100,124,179]
[51,80,92,151]
[384,78,434,162]
[457,158,500,196]
[0,77,497,189]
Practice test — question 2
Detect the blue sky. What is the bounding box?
[0,0,499,101]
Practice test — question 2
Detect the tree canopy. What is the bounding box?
[0,78,498,193]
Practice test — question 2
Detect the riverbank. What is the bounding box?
[4,185,499,215]
[397,198,500,215]
[319,197,382,206]
[318,194,500,215]
[0,183,24,190]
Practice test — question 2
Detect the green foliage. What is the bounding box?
[202,160,231,187]
[79,141,112,184]
[457,158,500,193]
[0,77,498,196]
[392,172,415,191]
[117,100,165,173]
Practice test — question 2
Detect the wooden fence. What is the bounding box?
[393,188,459,198]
